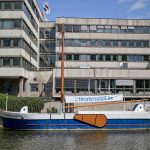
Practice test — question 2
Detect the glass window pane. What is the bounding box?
[66,54,72,60]
[13,58,20,66]
[98,55,104,61]
[112,55,118,61]
[0,2,2,10]
[143,55,149,61]
[112,41,118,47]
[3,39,11,47]
[65,25,72,32]
[3,58,10,66]
[136,55,142,62]
[122,55,127,61]
[30,84,38,92]
[105,55,111,61]
[128,55,135,62]
[14,20,21,28]
[90,55,96,61]
[3,20,12,29]
[142,41,149,48]
[4,2,12,10]
[13,39,21,47]
[73,25,80,32]
[135,41,142,47]
[105,40,111,47]
[129,41,135,47]
[74,54,79,60]
[14,2,22,10]
[121,41,128,47]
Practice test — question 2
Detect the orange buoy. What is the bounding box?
[74,114,107,128]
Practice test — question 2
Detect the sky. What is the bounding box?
[37,0,150,21]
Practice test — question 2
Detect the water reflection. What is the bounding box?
[0,129,149,150]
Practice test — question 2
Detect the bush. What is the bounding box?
[0,94,44,113]
[47,107,57,113]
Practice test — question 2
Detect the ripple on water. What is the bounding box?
[0,130,149,150]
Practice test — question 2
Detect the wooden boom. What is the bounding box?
[65,99,148,109]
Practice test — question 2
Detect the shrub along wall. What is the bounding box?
[0,94,44,113]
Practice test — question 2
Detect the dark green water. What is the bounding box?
[0,129,149,150]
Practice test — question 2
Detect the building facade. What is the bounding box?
[0,0,150,100]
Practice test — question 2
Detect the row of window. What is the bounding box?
[30,83,51,92]
[0,19,21,29]
[0,38,37,61]
[23,2,38,32]
[57,24,150,34]
[57,39,149,48]
[0,1,22,10]
[0,57,37,71]
[23,20,38,46]
[40,28,56,39]
[55,78,150,93]
[27,0,41,21]
[0,1,38,32]
[58,54,150,62]
[39,55,56,67]
[22,39,37,61]
[40,41,56,53]
[0,19,38,46]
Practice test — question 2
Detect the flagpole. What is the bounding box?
[42,0,45,21]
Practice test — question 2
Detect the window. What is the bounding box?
[97,40,103,47]
[90,25,96,32]
[73,25,80,32]
[142,41,149,48]
[44,84,51,92]
[74,54,79,60]
[3,20,12,29]
[45,29,51,38]
[4,2,11,10]
[30,84,38,92]
[142,27,149,34]
[65,25,72,32]
[122,55,127,61]
[3,58,11,66]
[128,55,135,62]
[81,25,88,32]
[0,2,2,10]
[90,55,96,61]
[105,55,111,61]
[112,55,118,61]
[89,40,97,47]
[105,40,111,47]
[112,41,118,47]
[3,39,11,47]
[66,54,72,61]
[136,55,142,62]
[13,39,21,47]
[129,41,135,47]
[128,26,134,33]
[80,55,89,61]
[135,41,142,47]
[120,26,128,33]
[143,55,149,61]
[14,2,22,10]
[98,55,104,61]
[105,26,111,33]
[14,20,21,28]
[121,41,128,47]
[13,58,20,66]
[97,26,104,33]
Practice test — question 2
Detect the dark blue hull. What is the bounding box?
[1,118,150,130]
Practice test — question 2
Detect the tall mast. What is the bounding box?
[61,24,65,104]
